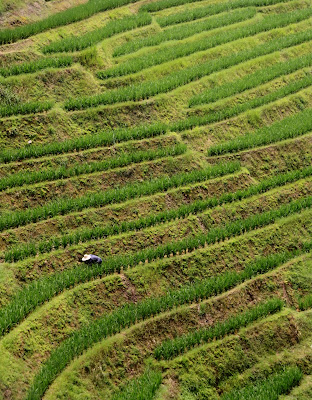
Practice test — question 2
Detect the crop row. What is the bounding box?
[175,73,312,134]
[0,64,309,163]
[0,162,239,232]
[156,0,292,26]
[207,107,312,156]
[113,8,256,57]
[112,369,162,400]
[140,0,289,16]
[42,13,152,54]
[0,143,186,192]
[25,249,305,400]
[0,101,53,118]
[154,298,283,359]
[298,293,312,310]
[0,55,73,77]
[100,8,312,78]
[0,0,145,44]
[189,53,312,106]
[0,64,306,162]
[2,197,312,341]
[68,29,312,110]
[7,163,312,262]
[221,366,303,400]
[0,123,168,163]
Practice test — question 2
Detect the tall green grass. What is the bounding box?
[152,0,290,25]
[154,298,283,359]
[221,367,303,400]
[207,107,312,156]
[0,101,53,118]
[189,53,312,106]
[174,74,312,132]
[0,123,168,163]
[0,0,145,44]
[113,8,256,57]
[0,143,186,192]
[7,163,312,262]
[298,293,312,310]
[42,13,152,54]
[25,249,307,400]
[0,56,73,77]
[0,162,239,231]
[100,9,312,78]
[2,198,312,341]
[112,369,162,400]
[68,29,312,109]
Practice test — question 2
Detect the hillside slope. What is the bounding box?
[0,0,312,399]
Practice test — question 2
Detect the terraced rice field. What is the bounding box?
[0,0,312,399]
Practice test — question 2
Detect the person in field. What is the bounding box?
[81,254,102,264]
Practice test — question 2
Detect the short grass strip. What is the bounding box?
[221,366,303,400]
[42,13,152,54]
[100,8,312,78]
[0,123,168,163]
[0,0,147,44]
[154,0,289,27]
[0,56,73,77]
[189,53,312,106]
[207,107,312,156]
[24,250,307,400]
[6,163,312,262]
[2,198,312,341]
[68,29,312,109]
[0,101,53,118]
[0,161,239,231]
[141,0,289,16]
[111,369,162,400]
[0,143,186,192]
[113,8,256,57]
[154,298,283,359]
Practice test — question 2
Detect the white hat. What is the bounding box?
[82,254,91,261]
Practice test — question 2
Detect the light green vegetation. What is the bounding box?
[0,161,239,230]
[0,100,53,118]
[2,194,312,337]
[6,163,312,262]
[0,0,144,44]
[113,8,257,56]
[189,53,312,106]
[0,143,186,191]
[0,55,74,77]
[0,122,168,162]
[102,9,312,77]
[42,13,152,53]
[221,366,303,399]
[69,29,312,109]
[1,0,312,399]
[154,298,284,359]
[141,0,290,17]
[111,369,162,400]
[23,253,302,399]
[207,107,312,155]
[174,75,312,132]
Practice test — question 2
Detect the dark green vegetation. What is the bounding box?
[1,0,312,399]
